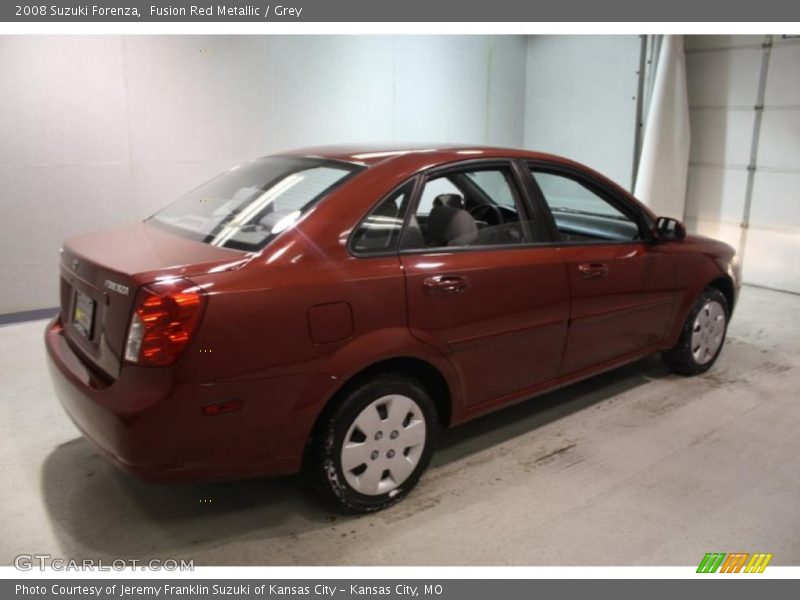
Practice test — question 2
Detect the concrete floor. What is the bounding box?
[1,285,798,566]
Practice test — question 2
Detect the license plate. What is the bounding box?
[72,289,96,338]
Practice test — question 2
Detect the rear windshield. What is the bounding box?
[148,156,362,251]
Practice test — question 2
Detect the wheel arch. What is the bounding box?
[708,274,736,313]
[664,250,737,349]
[300,354,454,469]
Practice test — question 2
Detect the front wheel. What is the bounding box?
[309,374,438,513]
[662,287,729,375]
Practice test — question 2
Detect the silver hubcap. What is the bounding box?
[341,394,426,496]
[691,300,726,365]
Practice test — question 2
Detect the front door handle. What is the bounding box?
[577,263,610,279]
[423,275,471,294]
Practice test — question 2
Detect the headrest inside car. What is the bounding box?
[433,193,465,210]
[428,204,478,247]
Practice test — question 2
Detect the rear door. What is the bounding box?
[399,161,569,410]
[526,162,677,376]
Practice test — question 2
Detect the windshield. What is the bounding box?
[148,156,362,251]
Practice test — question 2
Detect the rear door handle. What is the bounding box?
[423,275,471,294]
[577,263,610,279]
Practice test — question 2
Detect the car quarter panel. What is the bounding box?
[655,235,738,348]
[177,160,472,466]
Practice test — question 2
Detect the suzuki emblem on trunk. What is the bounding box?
[104,280,129,295]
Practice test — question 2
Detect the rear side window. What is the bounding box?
[148,156,362,252]
[350,183,413,254]
[403,166,537,250]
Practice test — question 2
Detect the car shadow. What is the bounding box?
[40,438,338,561]
[433,354,671,466]
[39,354,671,562]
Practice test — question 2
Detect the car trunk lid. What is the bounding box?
[59,222,250,380]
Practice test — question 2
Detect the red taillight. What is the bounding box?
[124,278,206,366]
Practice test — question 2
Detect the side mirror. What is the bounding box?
[653,216,686,241]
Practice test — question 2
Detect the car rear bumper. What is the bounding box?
[44,317,315,482]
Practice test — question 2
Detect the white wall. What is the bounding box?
[523,35,642,190]
[19,35,784,312]
[0,35,527,313]
[684,35,800,294]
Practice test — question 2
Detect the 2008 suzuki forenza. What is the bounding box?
[46,145,740,512]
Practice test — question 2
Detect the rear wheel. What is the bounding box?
[309,374,438,513]
[662,287,729,375]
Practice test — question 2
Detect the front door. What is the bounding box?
[527,166,677,376]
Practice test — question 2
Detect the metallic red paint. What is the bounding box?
[45,145,740,483]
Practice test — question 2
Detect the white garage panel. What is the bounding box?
[685,35,800,294]
[523,36,640,190]
[684,39,761,257]
[742,228,800,293]
[688,109,755,167]
[0,37,129,167]
[756,109,800,172]
[684,35,766,52]
[485,36,528,148]
[764,42,800,105]
[0,37,133,314]
[685,165,748,224]
[685,46,762,108]
[123,36,276,164]
[749,171,800,230]
[684,167,746,252]
[272,36,395,148]
[394,37,489,144]
[741,38,800,294]
[0,164,134,311]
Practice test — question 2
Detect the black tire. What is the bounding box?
[662,287,729,376]
[308,374,438,513]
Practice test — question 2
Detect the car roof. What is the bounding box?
[280,144,571,168]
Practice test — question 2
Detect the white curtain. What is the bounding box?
[634,35,691,220]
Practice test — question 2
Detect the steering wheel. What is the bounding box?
[469,203,504,227]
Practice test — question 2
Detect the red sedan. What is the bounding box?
[45,145,740,512]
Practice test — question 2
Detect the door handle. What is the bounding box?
[423,275,471,294]
[577,263,610,279]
